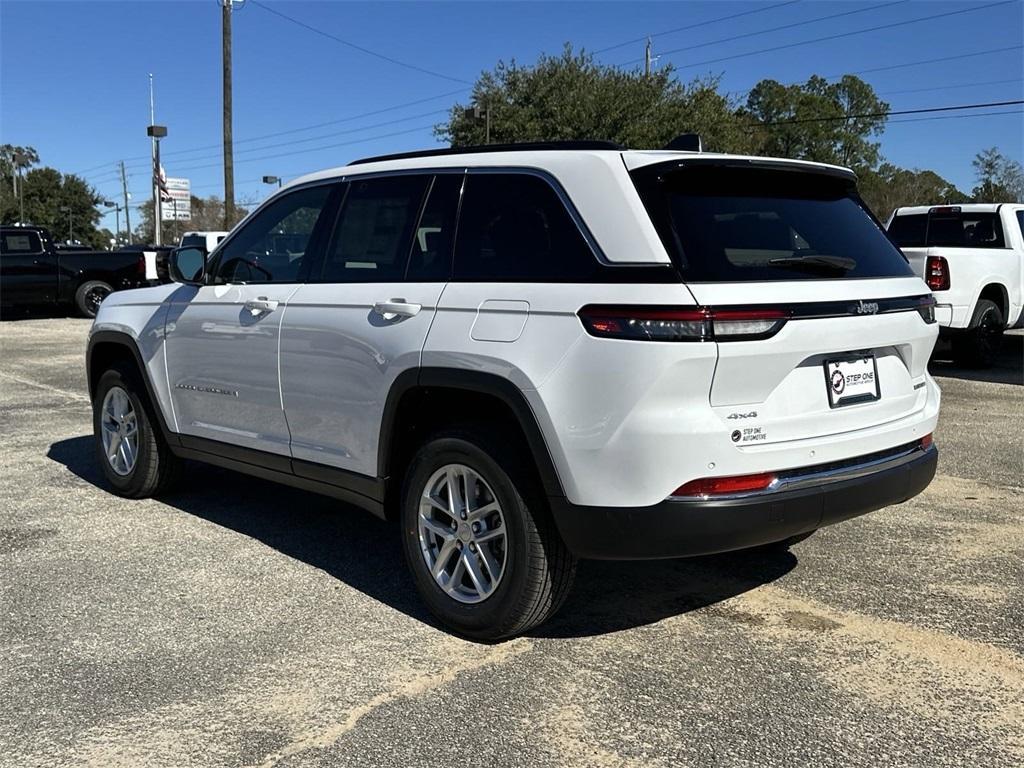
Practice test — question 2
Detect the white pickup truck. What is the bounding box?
[887,203,1024,367]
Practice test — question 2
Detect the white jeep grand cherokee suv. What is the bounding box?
[87,141,940,639]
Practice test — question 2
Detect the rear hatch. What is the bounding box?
[629,159,937,447]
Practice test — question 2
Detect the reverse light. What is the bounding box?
[578,306,790,342]
[925,255,950,291]
[671,472,777,498]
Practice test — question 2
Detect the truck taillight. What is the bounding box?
[137,255,147,276]
[578,306,789,342]
[925,255,949,291]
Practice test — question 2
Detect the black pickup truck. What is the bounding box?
[1,226,153,318]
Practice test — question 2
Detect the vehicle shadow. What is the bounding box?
[0,305,79,321]
[929,331,1023,386]
[47,435,795,640]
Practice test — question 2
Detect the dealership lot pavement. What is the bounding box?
[1,317,1022,768]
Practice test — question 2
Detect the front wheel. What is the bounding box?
[952,299,1004,368]
[93,364,181,498]
[400,430,576,640]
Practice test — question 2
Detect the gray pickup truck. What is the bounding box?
[1,226,154,318]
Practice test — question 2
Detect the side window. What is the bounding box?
[320,175,430,282]
[406,174,462,281]
[214,185,332,284]
[1016,211,1024,240]
[1,231,43,255]
[453,173,600,282]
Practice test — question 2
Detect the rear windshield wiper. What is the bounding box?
[767,254,856,273]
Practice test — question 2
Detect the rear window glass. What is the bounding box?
[180,234,207,249]
[1,231,43,254]
[630,165,914,281]
[888,211,1006,248]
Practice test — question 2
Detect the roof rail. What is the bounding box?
[348,140,625,166]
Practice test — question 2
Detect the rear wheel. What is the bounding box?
[952,299,1003,368]
[75,280,113,318]
[400,429,576,640]
[93,364,181,498]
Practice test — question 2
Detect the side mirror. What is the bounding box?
[169,247,206,285]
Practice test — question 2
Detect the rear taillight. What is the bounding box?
[671,472,777,498]
[915,295,937,324]
[920,433,933,450]
[578,306,789,342]
[925,255,949,291]
[137,255,147,276]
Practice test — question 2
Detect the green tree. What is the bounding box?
[0,144,41,221]
[2,165,105,247]
[857,163,968,220]
[435,45,760,154]
[743,75,888,170]
[971,147,1024,202]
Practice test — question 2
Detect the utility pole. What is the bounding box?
[120,160,132,244]
[149,74,163,246]
[13,149,25,222]
[222,0,235,230]
[645,37,652,77]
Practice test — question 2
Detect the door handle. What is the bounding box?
[244,296,278,315]
[373,299,421,321]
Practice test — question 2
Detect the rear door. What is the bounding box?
[163,183,338,456]
[630,162,935,447]
[279,172,461,477]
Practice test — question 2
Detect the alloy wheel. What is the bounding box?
[417,463,508,604]
[100,386,139,476]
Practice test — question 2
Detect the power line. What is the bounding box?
[72,87,469,174]
[748,99,1024,129]
[617,0,907,66]
[593,0,801,55]
[249,0,471,84]
[667,1,1015,70]
[875,78,1023,97]
[725,45,1024,102]
[886,108,1022,126]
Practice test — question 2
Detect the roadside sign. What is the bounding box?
[161,177,191,221]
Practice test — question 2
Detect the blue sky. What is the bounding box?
[2,0,1022,232]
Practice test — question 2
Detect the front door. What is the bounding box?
[1,229,58,305]
[281,173,462,477]
[163,183,338,456]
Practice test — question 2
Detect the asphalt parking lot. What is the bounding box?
[1,317,1021,768]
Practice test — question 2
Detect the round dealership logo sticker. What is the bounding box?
[830,369,846,395]
[731,429,742,443]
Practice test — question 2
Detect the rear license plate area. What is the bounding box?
[824,354,880,407]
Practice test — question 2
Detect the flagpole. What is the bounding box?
[149,73,162,246]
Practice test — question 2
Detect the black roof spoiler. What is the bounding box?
[348,140,625,166]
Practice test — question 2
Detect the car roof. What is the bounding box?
[894,203,1010,215]
[289,148,854,187]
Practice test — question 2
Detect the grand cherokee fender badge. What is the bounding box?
[176,383,238,397]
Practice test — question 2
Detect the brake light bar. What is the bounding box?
[925,256,949,291]
[578,306,789,342]
[671,472,777,498]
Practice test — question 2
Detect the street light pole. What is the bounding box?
[147,124,167,246]
[222,0,236,229]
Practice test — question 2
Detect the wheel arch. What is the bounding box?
[87,331,177,443]
[378,368,566,519]
[975,282,1010,326]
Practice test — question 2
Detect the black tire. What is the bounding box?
[75,280,113,318]
[92,363,182,498]
[400,429,576,640]
[951,299,1004,368]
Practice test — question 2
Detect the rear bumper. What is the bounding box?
[552,444,937,560]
